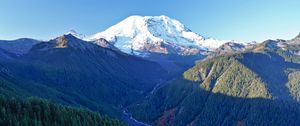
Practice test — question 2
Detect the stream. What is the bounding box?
[122,78,172,126]
[122,109,151,126]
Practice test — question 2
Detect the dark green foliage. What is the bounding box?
[130,77,300,126]
[287,70,300,101]
[128,79,195,123]
[129,45,300,125]
[0,96,126,126]
[0,34,170,117]
[184,54,271,98]
[3,34,300,126]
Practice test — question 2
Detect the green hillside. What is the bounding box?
[129,38,300,126]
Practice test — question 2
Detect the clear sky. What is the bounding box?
[0,0,299,42]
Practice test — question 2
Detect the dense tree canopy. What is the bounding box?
[0,96,126,126]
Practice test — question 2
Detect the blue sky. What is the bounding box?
[0,0,299,42]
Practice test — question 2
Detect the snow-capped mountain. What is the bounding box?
[88,15,237,56]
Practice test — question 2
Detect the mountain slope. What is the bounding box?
[128,35,300,126]
[0,38,40,56]
[0,34,169,117]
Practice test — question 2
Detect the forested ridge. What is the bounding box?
[129,44,300,126]
[0,96,126,126]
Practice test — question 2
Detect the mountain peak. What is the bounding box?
[158,15,169,18]
[285,32,300,44]
[65,29,78,36]
[89,15,232,56]
[64,30,86,39]
[41,34,95,50]
[124,15,172,21]
[296,32,300,39]
[54,34,77,48]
